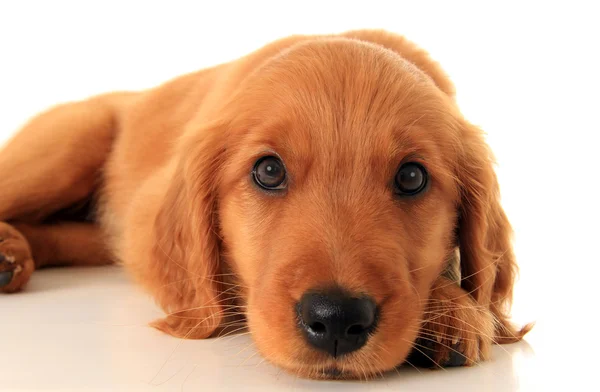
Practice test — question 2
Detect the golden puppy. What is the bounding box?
[0,29,531,379]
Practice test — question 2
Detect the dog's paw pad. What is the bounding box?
[0,270,14,287]
[0,223,34,293]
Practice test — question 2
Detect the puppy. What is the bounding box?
[0,29,531,380]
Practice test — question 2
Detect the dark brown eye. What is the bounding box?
[252,156,287,190]
[395,162,428,195]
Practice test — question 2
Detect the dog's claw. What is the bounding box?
[0,222,34,292]
[0,270,13,287]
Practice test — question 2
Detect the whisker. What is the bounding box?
[407,264,432,274]
[411,334,510,379]
[165,301,246,317]
[434,249,509,293]
[256,356,269,368]
[169,311,248,322]
[402,358,422,373]
[401,338,446,372]
[148,362,186,386]
[157,276,247,290]
[420,312,501,345]
[229,339,256,359]
[238,348,262,367]
[206,272,241,277]
[218,319,247,327]
[223,340,256,350]
[217,325,250,339]
[407,327,479,342]
[166,308,246,319]
[411,337,478,366]
[389,276,423,305]
[150,309,218,384]
[203,276,248,288]
[180,364,198,392]
[368,350,387,380]
[223,331,253,343]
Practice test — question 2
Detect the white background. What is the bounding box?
[1,1,598,391]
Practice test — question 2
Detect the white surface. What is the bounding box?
[0,266,561,392]
[1,1,599,391]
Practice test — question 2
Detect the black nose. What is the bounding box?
[297,289,377,358]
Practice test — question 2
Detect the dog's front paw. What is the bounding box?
[0,222,34,293]
[406,277,494,368]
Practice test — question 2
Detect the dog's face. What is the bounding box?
[154,38,508,380]
[214,40,465,378]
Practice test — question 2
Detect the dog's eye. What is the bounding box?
[394,162,428,195]
[253,156,287,190]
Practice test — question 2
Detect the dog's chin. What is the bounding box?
[302,366,359,380]
[281,361,392,381]
[262,346,404,381]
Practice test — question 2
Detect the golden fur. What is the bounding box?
[0,30,531,380]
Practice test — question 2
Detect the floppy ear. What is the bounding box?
[144,125,227,339]
[456,122,533,343]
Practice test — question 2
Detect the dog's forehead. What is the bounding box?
[233,40,456,174]
[243,40,439,115]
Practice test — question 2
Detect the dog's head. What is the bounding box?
[151,36,518,379]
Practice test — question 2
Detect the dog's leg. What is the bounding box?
[0,93,128,291]
[0,94,125,221]
[0,222,111,292]
[13,222,112,268]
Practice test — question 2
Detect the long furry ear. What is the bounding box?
[457,122,533,343]
[137,124,227,339]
